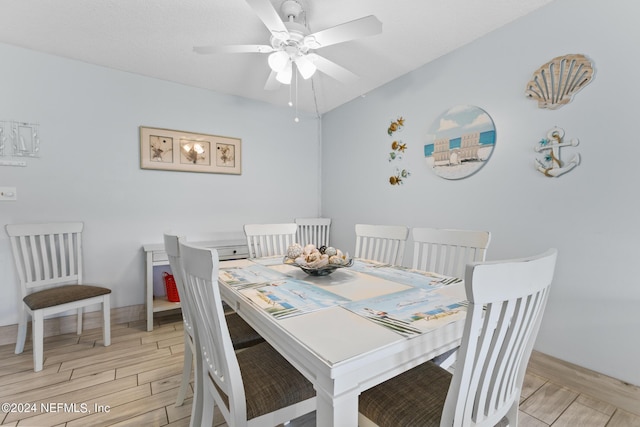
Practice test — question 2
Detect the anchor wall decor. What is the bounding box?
[535,126,580,177]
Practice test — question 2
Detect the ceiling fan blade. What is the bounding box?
[245,0,289,40]
[264,70,281,90]
[309,54,359,84]
[194,44,274,54]
[304,15,382,49]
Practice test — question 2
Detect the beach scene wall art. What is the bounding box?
[424,105,496,180]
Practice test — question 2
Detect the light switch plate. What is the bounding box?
[0,187,17,201]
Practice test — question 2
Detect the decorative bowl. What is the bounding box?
[285,258,353,276]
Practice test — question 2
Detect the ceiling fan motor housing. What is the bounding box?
[281,0,304,21]
[271,21,310,53]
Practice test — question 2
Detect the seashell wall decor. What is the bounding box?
[525,54,594,109]
[387,116,411,185]
[387,116,405,136]
[535,126,580,177]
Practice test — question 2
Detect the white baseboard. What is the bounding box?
[528,350,640,416]
[0,304,146,346]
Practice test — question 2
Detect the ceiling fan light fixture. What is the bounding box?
[295,55,317,79]
[268,50,290,72]
[193,0,381,97]
[276,62,293,84]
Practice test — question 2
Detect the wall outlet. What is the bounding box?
[0,187,17,201]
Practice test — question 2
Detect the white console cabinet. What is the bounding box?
[142,239,248,331]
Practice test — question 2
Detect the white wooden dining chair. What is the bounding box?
[354,223,409,265]
[295,217,331,248]
[244,223,297,258]
[412,227,491,279]
[6,222,111,372]
[178,241,316,427]
[163,234,264,408]
[412,228,491,370]
[359,249,558,427]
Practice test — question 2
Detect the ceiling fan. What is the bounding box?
[194,0,382,90]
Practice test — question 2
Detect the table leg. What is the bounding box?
[146,251,154,332]
[314,386,359,427]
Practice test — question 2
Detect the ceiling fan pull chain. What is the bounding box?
[288,80,293,107]
[294,67,300,123]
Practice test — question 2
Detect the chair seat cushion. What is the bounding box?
[214,341,315,420]
[240,342,315,419]
[226,312,265,350]
[24,284,111,310]
[359,360,452,427]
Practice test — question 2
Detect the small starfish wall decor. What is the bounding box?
[386,116,410,185]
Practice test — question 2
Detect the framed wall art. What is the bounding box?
[423,105,496,180]
[140,126,241,175]
[0,121,40,158]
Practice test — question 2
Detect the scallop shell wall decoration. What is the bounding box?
[525,54,594,109]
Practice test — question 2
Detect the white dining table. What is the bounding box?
[218,258,466,427]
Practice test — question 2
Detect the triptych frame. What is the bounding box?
[140,126,241,175]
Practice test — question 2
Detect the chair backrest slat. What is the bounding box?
[47,234,57,279]
[39,234,48,280]
[17,235,33,283]
[244,223,297,258]
[6,223,84,295]
[354,224,409,265]
[442,249,557,426]
[411,228,491,279]
[295,218,331,248]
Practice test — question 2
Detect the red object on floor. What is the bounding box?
[163,272,180,302]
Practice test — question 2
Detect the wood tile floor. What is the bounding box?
[1,313,639,426]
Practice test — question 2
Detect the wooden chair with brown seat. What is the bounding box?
[6,222,111,372]
[244,223,297,258]
[295,217,331,248]
[412,227,491,279]
[178,241,316,426]
[354,223,410,265]
[411,227,491,369]
[359,249,557,427]
[163,233,264,408]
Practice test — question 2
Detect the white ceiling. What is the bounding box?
[0,0,555,115]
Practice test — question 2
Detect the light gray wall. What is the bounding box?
[2,0,638,389]
[0,43,321,324]
[322,0,640,387]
